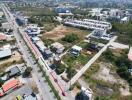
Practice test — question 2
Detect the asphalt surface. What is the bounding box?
[2,4,56,100]
[0,85,32,100]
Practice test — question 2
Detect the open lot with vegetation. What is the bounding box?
[0,51,24,72]
[43,25,90,40]
[82,48,132,100]
[112,22,132,45]
[62,42,96,79]
[42,25,91,49]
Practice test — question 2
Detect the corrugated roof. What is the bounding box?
[0,48,11,58]
[2,78,19,92]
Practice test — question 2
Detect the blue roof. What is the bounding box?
[55,8,71,13]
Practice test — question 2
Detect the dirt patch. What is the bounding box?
[42,25,90,41]
[0,51,24,71]
[93,63,117,84]
[96,84,114,96]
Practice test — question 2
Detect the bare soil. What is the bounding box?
[92,62,131,96]
[42,25,90,41]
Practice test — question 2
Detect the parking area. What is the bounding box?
[0,85,33,100]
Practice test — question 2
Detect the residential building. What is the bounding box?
[51,42,65,54]
[7,66,21,78]
[31,37,41,43]
[121,17,129,23]
[0,44,12,59]
[0,32,7,41]
[35,40,47,53]
[70,45,82,56]
[89,30,112,41]
[44,49,53,59]
[64,19,112,30]
[128,47,132,61]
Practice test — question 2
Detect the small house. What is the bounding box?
[44,49,53,59]
[51,42,65,54]
[121,17,129,23]
[7,66,21,78]
[70,45,82,56]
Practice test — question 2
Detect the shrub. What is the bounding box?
[62,33,79,43]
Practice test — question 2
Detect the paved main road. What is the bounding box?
[2,4,56,100]
[68,36,117,87]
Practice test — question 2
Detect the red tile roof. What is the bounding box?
[0,34,6,41]
[2,78,19,93]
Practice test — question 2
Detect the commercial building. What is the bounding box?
[0,78,21,97]
[25,24,41,36]
[64,19,112,30]
[16,16,28,26]
[0,44,12,59]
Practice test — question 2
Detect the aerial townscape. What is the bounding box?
[0,0,132,100]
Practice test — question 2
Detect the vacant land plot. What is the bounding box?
[82,49,132,99]
[93,62,131,96]
[0,51,24,72]
[42,25,90,41]
[62,53,93,70]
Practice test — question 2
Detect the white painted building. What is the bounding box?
[35,40,46,52]
[121,17,129,23]
[64,19,112,30]
[0,44,11,59]
[70,45,82,56]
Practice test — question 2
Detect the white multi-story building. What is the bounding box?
[64,19,112,30]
